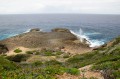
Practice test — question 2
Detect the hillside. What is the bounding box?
[0,28,120,79]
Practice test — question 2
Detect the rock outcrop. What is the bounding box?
[29,28,40,32]
[0,44,9,54]
[52,28,70,33]
[0,28,91,54]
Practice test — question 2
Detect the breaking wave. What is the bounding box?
[70,28,105,47]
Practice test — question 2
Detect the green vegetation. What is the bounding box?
[65,68,80,75]
[112,37,120,46]
[14,48,22,53]
[26,51,34,54]
[1,36,120,79]
[44,60,62,66]
[26,50,63,56]
[63,53,70,58]
[0,56,80,79]
[0,56,18,72]
[6,54,30,62]
[32,61,43,66]
[65,51,100,68]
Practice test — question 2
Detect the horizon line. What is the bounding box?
[0,13,120,15]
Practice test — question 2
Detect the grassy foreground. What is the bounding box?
[0,36,120,79]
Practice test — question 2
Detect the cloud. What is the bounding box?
[0,0,120,14]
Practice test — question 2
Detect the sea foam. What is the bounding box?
[70,28,104,47]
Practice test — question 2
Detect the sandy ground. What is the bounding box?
[6,46,36,56]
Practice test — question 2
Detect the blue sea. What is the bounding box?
[0,14,120,47]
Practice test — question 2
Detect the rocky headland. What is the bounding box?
[0,28,91,55]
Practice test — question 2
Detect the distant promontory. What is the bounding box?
[0,28,91,55]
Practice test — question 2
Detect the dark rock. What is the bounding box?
[30,28,40,32]
[0,44,9,54]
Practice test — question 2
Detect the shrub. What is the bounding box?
[6,54,30,62]
[44,51,55,56]
[41,49,63,56]
[65,51,100,68]
[113,70,120,78]
[0,56,18,71]
[14,48,22,53]
[63,53,70,58]
[92,60,120,70]
[65,68,80,75]
[112,37,120,46]
[26,51,33,54]
[55,51,63,55]
[44,66,65,76]
[44,60,62,66]
[89,77,98,79]
[32,61,43,66]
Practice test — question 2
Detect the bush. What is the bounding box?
[42,50,64,56]
[92,60,120,70]
[44,51,55,56]
[55,51,63,55]
[113,70,120,78]
[112,37,120,46]
[63,53,70,58]
[44,66,65,76]
[65,51,100,68]
[44,60,62,66]
[0,56,18,71]
[14,48,22,53]
[26,51,33,54]
[6,54,30,62]
[32,61,43,66]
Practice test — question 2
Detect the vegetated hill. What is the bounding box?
[0,30,120,79]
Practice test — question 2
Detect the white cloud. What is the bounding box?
[0,0,120,14]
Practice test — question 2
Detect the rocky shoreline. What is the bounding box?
[0,28,91,55]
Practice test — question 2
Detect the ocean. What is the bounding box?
[0,14,120,47]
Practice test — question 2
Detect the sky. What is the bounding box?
[0,0,120,14]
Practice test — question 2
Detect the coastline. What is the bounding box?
[0,28,92,55]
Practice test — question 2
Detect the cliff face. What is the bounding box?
[0,28,91,54]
